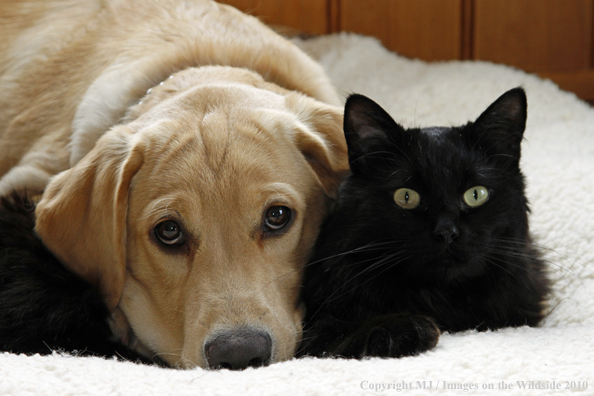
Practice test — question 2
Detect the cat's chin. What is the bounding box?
[427,245,465,265]
[425,249,474,271]
[429,253,464,270]
[432,253,490,281]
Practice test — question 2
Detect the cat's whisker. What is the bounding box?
[358,254,414,288]
[308,253,410,319]
[361,135,415,163]
[350,152,404,165]
[259,240,401,291]
[492,153,516,160]
[340,248,410,271]
[388,169,404,178]
[495,237,584,263]
[309,240,402,266]
[481,250,570,288]
[482,132,519,157]
[314,238,398,251]
[487,240,583,281]
[351,138,413,164]
[483,257,522,280]
[484,255,532,278]
[311,260,394,318]
[354,249,410,273]
[484,247,541,258]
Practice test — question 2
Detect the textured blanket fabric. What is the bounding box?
[2,34,593,395]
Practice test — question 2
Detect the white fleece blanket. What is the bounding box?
[2,34,593,396]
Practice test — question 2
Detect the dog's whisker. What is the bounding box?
[151,351,182,362]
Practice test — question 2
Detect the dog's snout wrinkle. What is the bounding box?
[204,327,272,370]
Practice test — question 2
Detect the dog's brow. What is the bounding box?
[262,187,285,200]
[152,197,175,210]
[138,198,177,220]
[259,183,297,196]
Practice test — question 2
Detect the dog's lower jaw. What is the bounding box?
[127,332,159,363]
[109,307,131,345]
[109,307,156,362]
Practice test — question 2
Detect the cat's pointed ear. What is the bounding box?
[344,94,406,175]
[470,87,527,168]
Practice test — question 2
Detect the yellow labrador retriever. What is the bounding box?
[0,0,348,369]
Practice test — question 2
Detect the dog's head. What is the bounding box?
[35,67,348,369]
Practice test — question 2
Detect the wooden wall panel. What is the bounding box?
[540,70,594,101]
[216,0,594,102]
[218,0,329,35]
[340,0,463,61]
[473,0,593,72]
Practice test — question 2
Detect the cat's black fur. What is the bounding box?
[0,192,159,365]
[298,88,550,359]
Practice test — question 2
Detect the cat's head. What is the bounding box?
[340,88,530,282]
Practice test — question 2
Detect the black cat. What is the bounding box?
[0,193,161,365]
[298,88,550,359]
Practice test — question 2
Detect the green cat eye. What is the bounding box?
[394,188,420,209]
[463,186,489,207]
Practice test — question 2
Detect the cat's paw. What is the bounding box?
[364,315,440,358]
[339,314,440,359]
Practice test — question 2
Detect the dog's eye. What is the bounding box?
[155,220,184,245]
[264,206,291,231]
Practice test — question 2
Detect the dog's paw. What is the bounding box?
[338,314,440,359]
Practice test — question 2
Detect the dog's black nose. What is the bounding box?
[205,328,272,370]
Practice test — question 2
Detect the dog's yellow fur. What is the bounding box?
[0,0,348,368]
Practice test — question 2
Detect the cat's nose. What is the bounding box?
[205,327,272,370]
[433,215,460,244]
[434,226,460,244]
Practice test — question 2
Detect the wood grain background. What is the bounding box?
[219,0,594,102]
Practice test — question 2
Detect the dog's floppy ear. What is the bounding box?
[286,95,349,199]
[35,126,144,311]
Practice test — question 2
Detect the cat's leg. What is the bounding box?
[299,314,439,359]
[297,315,357,358]
[338,314,440,358]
